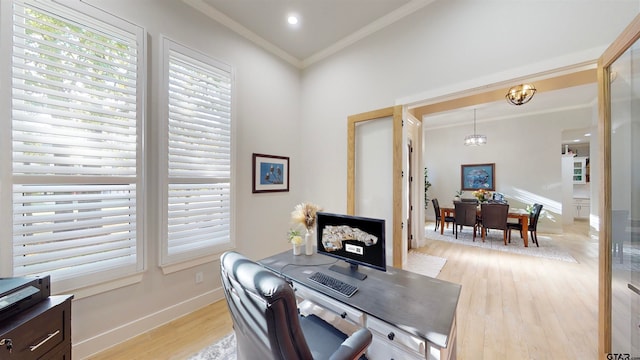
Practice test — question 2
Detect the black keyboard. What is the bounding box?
[308,272,358,297]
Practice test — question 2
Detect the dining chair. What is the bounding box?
[507,204,543,247]
[432,198,455,232]
[611,209,629,263]
[480,203,509,244]
[454,201,478,240]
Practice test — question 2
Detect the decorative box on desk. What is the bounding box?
[0,295,73,359]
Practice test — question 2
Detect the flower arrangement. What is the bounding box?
[291,202,322,231]
[287,228,303,245]
[472,189,491,202]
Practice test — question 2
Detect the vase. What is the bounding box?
[292,244,302,256]
[305,230,314,255]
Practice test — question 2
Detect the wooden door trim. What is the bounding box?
[347,105,403,267]
[597,12,640,358]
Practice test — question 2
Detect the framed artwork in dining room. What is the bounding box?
[461,163,495,191]
[252,153,289,193]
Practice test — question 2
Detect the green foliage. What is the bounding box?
[424,167,432,209]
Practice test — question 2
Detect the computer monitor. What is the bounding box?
[316,212,386,280]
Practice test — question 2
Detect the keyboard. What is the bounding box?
[308,271,358,297]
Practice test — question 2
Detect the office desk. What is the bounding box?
[440,206,530,247]
[260,251,461,360]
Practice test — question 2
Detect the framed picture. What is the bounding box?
[461,163,495,191]
[252,153,289,193]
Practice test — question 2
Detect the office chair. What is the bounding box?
[220,251,372,360]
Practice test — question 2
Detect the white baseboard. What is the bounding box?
[73,287,225,359]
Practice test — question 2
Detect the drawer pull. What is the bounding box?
[29,330,60,352]
[387,332,395,340]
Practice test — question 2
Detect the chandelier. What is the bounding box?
[506,84,536,105]
[464,109,486,146]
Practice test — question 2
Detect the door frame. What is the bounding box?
[347,106,403,268]
[597,12,640,357]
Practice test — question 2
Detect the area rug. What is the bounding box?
[188,332,235,360]
[405,250,447,278]
[425,225,578,263]
[189,252,446,359]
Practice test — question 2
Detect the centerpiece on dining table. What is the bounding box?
[472,188,492,202]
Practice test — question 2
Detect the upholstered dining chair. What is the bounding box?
[454,201,478,240]
[432,198,455,232]
[220,251,372,360]
[508,203,543,247]
[479,203,509,245]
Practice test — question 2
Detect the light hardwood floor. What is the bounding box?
[89,221,597,360]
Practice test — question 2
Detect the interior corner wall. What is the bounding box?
[43,0,303,357]
[299,1,639,234]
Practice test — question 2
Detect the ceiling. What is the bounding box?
[185,0,427,67]
[185,0,598,144]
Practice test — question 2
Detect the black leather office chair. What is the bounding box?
[220,251,372,360]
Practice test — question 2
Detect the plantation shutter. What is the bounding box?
[163,38,233,264]
[11,0,143,283]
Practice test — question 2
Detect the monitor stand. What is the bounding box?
[328,262,367,280]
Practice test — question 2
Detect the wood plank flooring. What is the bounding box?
[88,221,597,360]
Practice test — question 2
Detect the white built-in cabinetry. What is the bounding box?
[572,157,588,184]
[573,198,590,219]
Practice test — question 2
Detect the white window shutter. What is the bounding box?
[11,0,144,289]
[161,37,233,265]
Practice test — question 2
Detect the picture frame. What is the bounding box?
[252,153,289,193]
[461,163,495,191]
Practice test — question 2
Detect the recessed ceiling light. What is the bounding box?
[584,133,591,137]
[287,15,298,25]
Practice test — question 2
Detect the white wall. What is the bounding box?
[299,1,639,213]
[5,0,638,358]
[423,107,593,233]
[44,0,304,357]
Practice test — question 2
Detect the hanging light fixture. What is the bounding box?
[506,83,536,105]
[464,109,486,146]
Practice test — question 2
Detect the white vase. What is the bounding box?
[292,244,302,256]
[305,230,314,255]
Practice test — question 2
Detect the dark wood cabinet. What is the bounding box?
[0,295,73,359]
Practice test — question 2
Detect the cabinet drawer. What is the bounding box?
[367,316,425,357]
[294,284,365,325]
[1,299,70,359]
[367,335,423,360]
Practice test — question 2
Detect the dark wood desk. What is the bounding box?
[260,251,461,360]
[440,206,530,247]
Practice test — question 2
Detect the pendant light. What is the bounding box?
[464,109,486,146]
[506,83,536,105]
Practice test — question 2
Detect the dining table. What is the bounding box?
[440,205,531,247]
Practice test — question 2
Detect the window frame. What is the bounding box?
[1,0,147,296]
[158,36,235,273]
